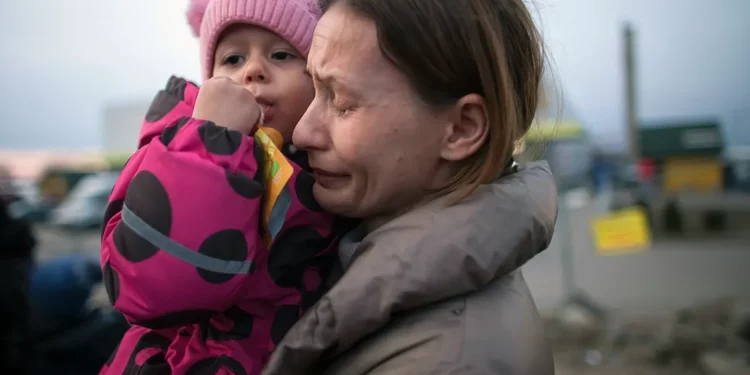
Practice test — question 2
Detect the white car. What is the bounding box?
[50,172,120,230]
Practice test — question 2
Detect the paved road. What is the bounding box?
[523,201,750,315]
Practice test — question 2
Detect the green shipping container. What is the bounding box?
[639,120,724,161]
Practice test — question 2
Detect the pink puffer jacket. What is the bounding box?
[99,76,347,375]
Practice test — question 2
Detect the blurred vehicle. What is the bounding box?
[0,169,48,223]
[724,146,750,192]
[8,180,51,223]
[49,172,119,230]
[636,120,744,234]
[13,180,40,205]
[38,169,96,207]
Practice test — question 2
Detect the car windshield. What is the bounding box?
[66,173,120,200]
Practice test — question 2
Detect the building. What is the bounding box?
[519,79,593,190]
[639,119,725,194]
[102,100,151,157]
[0,150,108,181]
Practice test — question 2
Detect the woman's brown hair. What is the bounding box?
[319,0,546,201]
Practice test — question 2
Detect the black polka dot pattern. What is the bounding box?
[198,121,243,155]
[138,309,217,330]
[196,230,248,284]
[202,306,254,341]
[248,259,256,274]
[299,259,337,312]
[102,261,120,305]
[225,170,263,199]
[295,171,321,212]
[113,171,172,262]
[267,226,329,288]
[105,341,120,366]
[123,331,172,375]
[252,139,266,184]
[271,305,300,345]
[185,356,247,375]
[160,116,191,147]
[101,198,124,240]
[145,77,187,123]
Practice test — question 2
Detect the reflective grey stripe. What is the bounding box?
[121,205,251,274]
[267,186,292,241]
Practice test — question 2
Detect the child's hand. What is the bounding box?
[192,77,262,135]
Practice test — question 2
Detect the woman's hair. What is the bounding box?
[319,0,546,200]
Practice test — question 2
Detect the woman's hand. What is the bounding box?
[192,77,262,135]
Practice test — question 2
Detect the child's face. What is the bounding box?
[212,24,314,142]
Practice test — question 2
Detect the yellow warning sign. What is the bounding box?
[591,207,651,255]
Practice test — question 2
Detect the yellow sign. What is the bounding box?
[663,157,722,193]
[591,207,651,255]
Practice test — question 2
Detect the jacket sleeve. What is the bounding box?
[137,76,198,148]
[100,77,267,329]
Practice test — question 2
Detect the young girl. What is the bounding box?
[99,0,349,373]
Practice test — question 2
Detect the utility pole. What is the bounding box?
[624,23,639,162]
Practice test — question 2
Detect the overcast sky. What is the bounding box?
[1,0,748,151]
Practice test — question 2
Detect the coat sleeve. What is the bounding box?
[99,77,267,329]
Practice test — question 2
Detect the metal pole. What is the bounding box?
[624,23,640,162]
[559,193,577,299]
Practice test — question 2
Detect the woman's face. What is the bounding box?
[292,4,458,224]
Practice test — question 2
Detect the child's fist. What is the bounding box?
[193,77,262,135]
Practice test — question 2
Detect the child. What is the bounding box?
[98,0,348,373]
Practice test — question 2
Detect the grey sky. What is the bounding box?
[1,0,748,150]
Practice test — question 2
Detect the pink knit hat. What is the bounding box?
[187,0,321,81]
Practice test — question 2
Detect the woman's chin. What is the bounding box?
[313,183,355,217]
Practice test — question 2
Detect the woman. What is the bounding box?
[263,0,558,373]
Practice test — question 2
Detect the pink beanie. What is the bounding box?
[187,0,321,81]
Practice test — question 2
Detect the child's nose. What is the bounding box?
[242,59,267,84]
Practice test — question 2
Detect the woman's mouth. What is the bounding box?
[312,168,349,189]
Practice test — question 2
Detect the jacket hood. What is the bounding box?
[262,161,558,374]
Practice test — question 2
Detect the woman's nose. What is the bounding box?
[293,103,327,151]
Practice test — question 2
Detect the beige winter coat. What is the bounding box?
[263,162,558,375]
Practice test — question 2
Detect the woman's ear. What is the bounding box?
[440,93,489,161]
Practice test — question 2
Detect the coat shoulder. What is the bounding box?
[324,270,554,375]
[459,270,554,375]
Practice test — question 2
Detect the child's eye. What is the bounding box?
[271,51,296,61]
[222,54,245,65]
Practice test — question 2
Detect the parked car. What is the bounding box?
[49,172,120,230]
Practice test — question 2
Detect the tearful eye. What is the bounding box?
[327,97,353,118]
[335,108,350,117]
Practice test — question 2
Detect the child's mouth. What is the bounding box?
[255,97,274,124]
[260,105,274,123]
